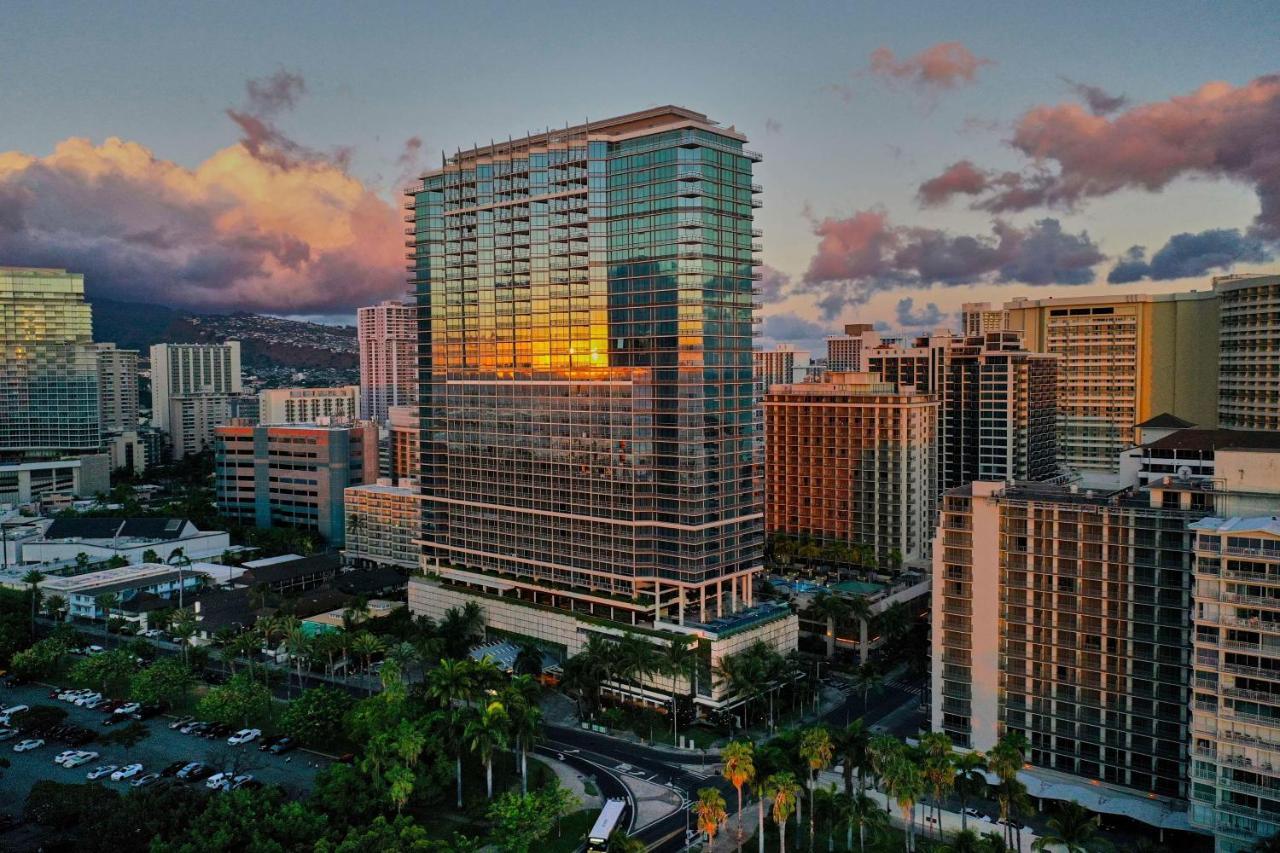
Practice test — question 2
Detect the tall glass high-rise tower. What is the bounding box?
[408,107,763,626]
[0,267,101,459]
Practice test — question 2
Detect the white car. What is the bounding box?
[74,692,103,707]
[53,749,80,765]
[63,751,99,768]
[205,771,233,789]
[229,773,254,790]
[0,728,17,741]
[111,763,143,781]
[227,728,261,745]
[81,696,106,709]
[13,738,44,752]
[0,704,29,717]
[115,702,141,716]
[58,688,88,701]
[86,764,118,780]
[86,645,105,655]
[139,629,165,639]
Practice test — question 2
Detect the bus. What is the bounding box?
[587,798,627,852]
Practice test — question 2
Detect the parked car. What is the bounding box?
[111,763,143,781]
[139,629,166,639]
[229,774,255,790]
[267,737,297,755]
[13,738,44,752]
[0,729,17,741]
[204,723,232,739]
[185,764,216,782]
[86,764,118,780]
[176,761,210,781]
[114,702,141,716]
[131,773,161,788]
[0,704,29,722]
[227,728,261,745]
[160,760,188,777]
[169,716,195,731]
[85,645,105,656]
[131,704,162,720]
[73,693,103,707]
[80,696,105,710]
[205,771,233,790]
[52,750,79,765]
[179,721,207,735]
[63,751,99,768]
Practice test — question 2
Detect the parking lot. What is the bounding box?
[0,682,328,813]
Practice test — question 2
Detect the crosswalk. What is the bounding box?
[837,678,925,698]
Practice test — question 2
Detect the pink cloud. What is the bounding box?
[868,42,994,91]
[918,73,1280,237]
[0,73,404,314]
[917,160,990,205]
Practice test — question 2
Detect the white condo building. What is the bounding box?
[149,342,242,432]
[357,301,416,423]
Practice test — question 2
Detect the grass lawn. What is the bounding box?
[544,808,601,853]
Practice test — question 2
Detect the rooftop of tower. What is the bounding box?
[421,105,749,175]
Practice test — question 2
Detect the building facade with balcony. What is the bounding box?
[1216,273,1280,432]
[405,107,795,689]
[149,342,242,433]
[258,385,361,424]
[763,372,937,565]
[90,342,140,434]
[343,478,421,570]
[357,300,416,424]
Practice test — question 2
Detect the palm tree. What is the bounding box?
[506,693,543,794]
[919,731,955,839]
[22,570,44,638]
[852,663,883,716]
[799,726,834,849]
[868,734,901,813]
[170,608,196,664]
[804,592,850,659]
[798,540,821,570]
[513,642,543,677]
[875,602,911,649]
[882,754,923,852]
[350,632,385,693]
[664,635,697,744]
[1032,801,1103,853]
[697,787,728,851]
[989,732,1029,851]
[42,593,67,622]
[427,659,476,808]
[285,627,311,697]
[952,751,988,833]
[835,719,870,796]
[842,791,887,853]
[721,741,755,853]
[388,640,420,681]
[766,771,801,853]
[464,700,510,799]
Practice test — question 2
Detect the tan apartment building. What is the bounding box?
[343,478,422,570]
[258,385,361,424]
[1216,273,1280,432]
[1002,291,1220,474]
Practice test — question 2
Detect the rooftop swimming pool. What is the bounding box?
[768,577,887,597]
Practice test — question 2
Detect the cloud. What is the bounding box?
[895,297,944,327]
[1106,229,1272,283]
[764,118,783,134]
[1060,77,1128,115]
[0,78,403,314]
[917,73,1280,241]
[868,42,994,92]
[756,265,792,303]
[761,312,833,343]
[225,70,354,171]
[917,160,989,205]
[799,210,1103,318]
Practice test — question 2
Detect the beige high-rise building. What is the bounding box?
[343,478,422,570]
[764,372,938,564]
[753,344,809,395]
[168,393,231,460]
[258,386,360,424]
[90,342,140,433]
[357,300,416,424]
[1003,291,1220,473]
[826,323,881,372]
[149,342,242,432]
[960,302,1007,336]
[1215,273,1280,432]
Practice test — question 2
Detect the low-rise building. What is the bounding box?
[237,553,343,593]
[19,516,230,567]
[0,455,110,507]
[343,478,421,570]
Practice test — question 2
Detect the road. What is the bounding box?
[0,681,327,813]
[544,673,926,851]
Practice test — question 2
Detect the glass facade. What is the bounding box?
[409,108,763,623]
[0,267,100,458]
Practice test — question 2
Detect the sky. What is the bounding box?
[1,0,1278,350]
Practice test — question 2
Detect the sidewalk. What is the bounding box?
[815,769,1041,852]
